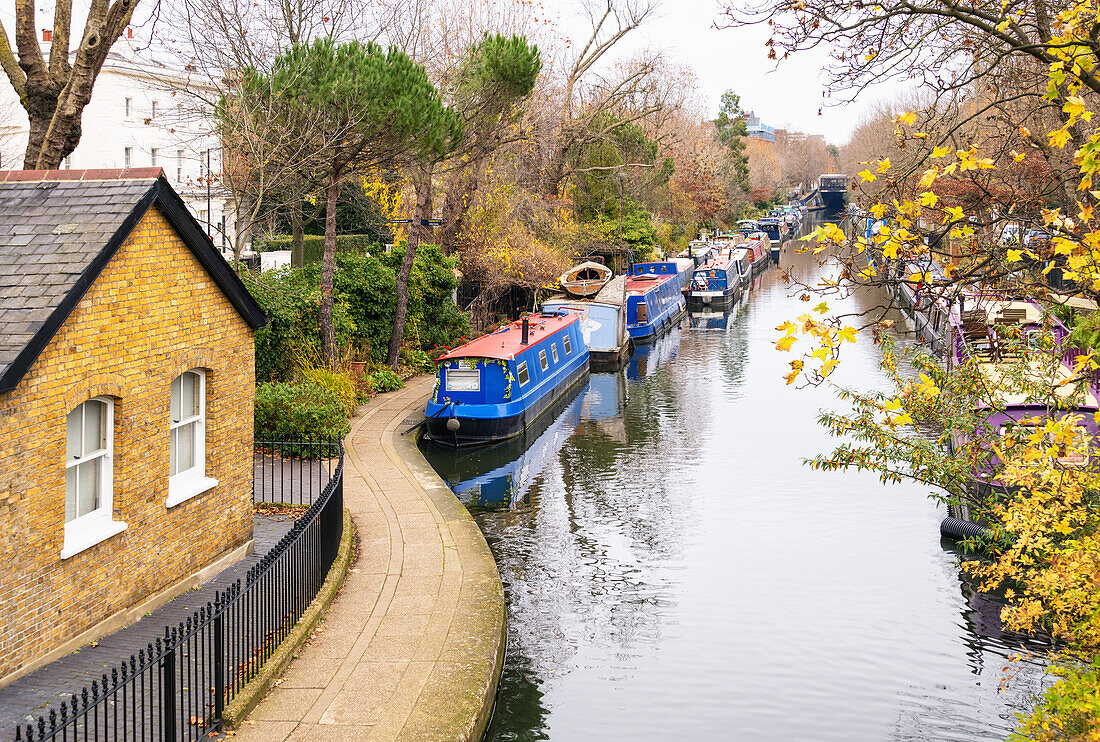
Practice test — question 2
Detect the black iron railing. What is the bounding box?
[14,437,344,742]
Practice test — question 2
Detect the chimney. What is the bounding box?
[521,318,530,345]
[41,29,52,42]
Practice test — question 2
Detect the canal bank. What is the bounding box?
[234,376,505,742]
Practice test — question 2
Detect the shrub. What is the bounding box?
[403,348,436,375]
[367,365,403,392]
[254,381,350,444]
[242,267,356,382]
[297,366,358,416]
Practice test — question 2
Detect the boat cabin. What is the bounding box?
[425,308,590,446]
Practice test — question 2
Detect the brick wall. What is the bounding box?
[0,206,255,680]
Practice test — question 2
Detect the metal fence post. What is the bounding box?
[213,609,225,729]
[161,634,177,742]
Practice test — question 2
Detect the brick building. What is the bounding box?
[0,169,266,685]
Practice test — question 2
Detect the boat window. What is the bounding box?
[563,335,572,354]
[637,303,648,323]
[551,343,559,363]
[539,349,549,371]
[517,362,530,386]
[446,369,480,392]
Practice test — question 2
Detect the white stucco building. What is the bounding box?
[0,33,236,248]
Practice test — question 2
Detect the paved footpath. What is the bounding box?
[234,376,506,742]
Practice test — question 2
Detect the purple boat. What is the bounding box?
[946,293,1099,484]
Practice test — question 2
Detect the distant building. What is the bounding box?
[745,111,775,143]
[0,169,265,685]
[0,34,238,249]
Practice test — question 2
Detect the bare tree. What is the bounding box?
[0,0,140,168]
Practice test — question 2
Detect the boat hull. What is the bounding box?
[589,341,631,370]
[687,284,740,309]
[629,300,685,344]
[424,360,591,447]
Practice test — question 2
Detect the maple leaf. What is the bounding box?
[775,336,796,352]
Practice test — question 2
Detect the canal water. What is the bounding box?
[421,243,1052,741]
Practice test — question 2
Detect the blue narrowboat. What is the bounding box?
[424,308,590,446]
[687,252,743,309]
[631,258,695,292]
[625,272,686,344]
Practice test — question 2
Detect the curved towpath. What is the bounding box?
[235,376,505,742]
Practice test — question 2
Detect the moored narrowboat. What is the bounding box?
[424,308,590,447]
[543,281,630,369]
[625,272,686,344]
[631,259,695,293]
[687,253,742,309]
[742,232,771,273]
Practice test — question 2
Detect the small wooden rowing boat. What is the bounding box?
[560,261,612,297]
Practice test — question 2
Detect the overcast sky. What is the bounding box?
[547,0,884,146]
[3,0,884,145]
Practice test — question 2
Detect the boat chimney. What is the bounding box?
[521,317,530,344]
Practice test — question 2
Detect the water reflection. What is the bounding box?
[425,241,1054,741]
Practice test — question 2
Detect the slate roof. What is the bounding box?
[0,169,266,393]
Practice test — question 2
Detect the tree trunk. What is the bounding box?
[439,171,476,253]
[319,170,340,367]
[291,208,305,268]
[388,169,432,369]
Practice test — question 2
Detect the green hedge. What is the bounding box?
[255,381,351,442]
[253,234,378,264]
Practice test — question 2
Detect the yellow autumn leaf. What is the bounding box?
[919,191,938,207]
[1007,249,1024,262]
[876,158,892,173]
[1011,150,1027,162]
[931,145,952,158]
[858,169,876,183]
[775,336,796,352]
[893,111,917,126]
[918,168,938,189]
[775,321,796,334]
[870,202,889,218]
[837,326,857,343]
[813,301,829,314]
[1049,128,1072,148]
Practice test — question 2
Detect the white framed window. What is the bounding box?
[150,148,158,166]
[63,155,71,170]
[539,349,548,371]
[177,150,184,181]
[516,361,530,386]
[551,343,559,363]
[124,147,132,168]
[63,398,126,558]
[151,100,158,120]
[563,335,572,354]
[167,369,217,507]
[124,97,132,117]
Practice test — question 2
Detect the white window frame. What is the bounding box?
[551,343,559,363]
[62,397,126,559]
[151,100,158,120]
[167,369,218,507]
[177,150,184,181]
[124,97,132,118]
[539,349,549,371]
[563,335,572,355]
[516,361,530,386]
[124,147,132,168]
[150,148,158,166]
